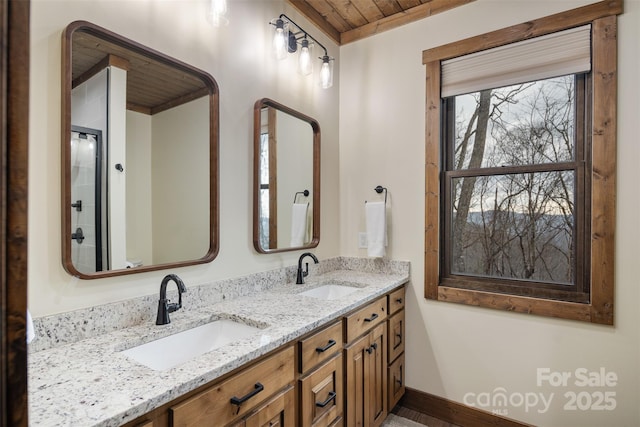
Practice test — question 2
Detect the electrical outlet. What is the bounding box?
[358,232,368,248]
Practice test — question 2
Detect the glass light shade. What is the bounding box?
[320,56,333,89]
[208,0,228,27]
[298,39,313,76]
[272,19,289,60]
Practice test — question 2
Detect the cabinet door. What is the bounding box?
[388,309,405,363]
[344,323,387,427]
[344,334,369,427]
[388,353,405,410]
[244,385,295,427]
[300,353,343,427]
[368,322,387,427]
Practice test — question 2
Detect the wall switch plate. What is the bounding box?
[358,232,368,248]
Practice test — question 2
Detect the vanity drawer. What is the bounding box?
[344,296,387,343]
[299,353,343,427]
[170,346,295,427]
[388,287,405,315]
[299,321,343,373]
[388,309,405,363]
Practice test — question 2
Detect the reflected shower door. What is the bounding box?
[70,126,107,273]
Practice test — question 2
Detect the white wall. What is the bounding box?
[151,96,210,264]
[28,0,340,315]
[125,110,153,266]
[339,0,640,426]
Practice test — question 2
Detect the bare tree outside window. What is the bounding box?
[443,75,588,296]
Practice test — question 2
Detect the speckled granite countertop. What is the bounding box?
[28,258,409,426]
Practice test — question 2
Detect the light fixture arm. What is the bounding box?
[275,13,329,58]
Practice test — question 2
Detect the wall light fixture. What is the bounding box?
[208,0,228,27]
[269,14,334,88]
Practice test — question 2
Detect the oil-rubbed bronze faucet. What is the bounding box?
[156,274,187,325]
[296,252,319,284]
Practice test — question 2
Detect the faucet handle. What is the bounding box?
[167,301,181,313]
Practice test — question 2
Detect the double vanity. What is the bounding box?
[29,257,409,426]
[40,18,408,427]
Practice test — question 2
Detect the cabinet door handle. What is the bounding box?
[230,382,264,406]
[364,313,379,322]
[396,377,403,386]
[315,339,336,353]
[365,343,378,354]
[315,391,337,408]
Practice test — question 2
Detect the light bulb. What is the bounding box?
[320,56,333,89]
[298,39,312,76]
[208,0,227,27]
[273,19,288,60]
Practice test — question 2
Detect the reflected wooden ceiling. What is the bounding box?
[71,32,209,115]
[286,0,475,45]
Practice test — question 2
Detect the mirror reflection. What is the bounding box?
[62,21,219,278]
[253,98,320,253]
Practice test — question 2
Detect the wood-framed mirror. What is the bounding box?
[253,98,320,253]
[61,21,219,279]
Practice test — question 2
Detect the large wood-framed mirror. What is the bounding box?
[253,98,320,253]
[61,21,219,279]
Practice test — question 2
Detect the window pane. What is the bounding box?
[451,75,576,170]
[451,171,575,284]
[259,133,269,184]
[259,188,270,249]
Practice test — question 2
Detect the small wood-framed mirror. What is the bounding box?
[253,98,320,253]
[61,21,219,278]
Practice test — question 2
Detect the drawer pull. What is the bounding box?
[396,298,403,303]
[365,343,378,354]
[315,339,337,353]
[364,313,379,322]
[230,382,264,406]
[315,391,337,408]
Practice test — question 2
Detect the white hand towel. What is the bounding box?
[290,203,309,247]
[26,309,36,344]
[366,201,387,258]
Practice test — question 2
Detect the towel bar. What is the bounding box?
[293,189,310,203]
[366,185,388,204]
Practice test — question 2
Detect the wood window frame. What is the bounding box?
[423,0,621,325]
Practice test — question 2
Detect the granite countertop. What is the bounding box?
[28,263,409,426]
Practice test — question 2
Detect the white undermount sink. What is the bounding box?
[121,319,262,371]
[299,284,360,300]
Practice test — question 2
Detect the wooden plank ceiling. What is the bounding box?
[71,32,208,115]
[286,0,475,45]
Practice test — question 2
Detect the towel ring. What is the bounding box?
[294,189,310,203]
[366,185,388,204]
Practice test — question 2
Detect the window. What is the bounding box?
[423,1,621,324]
[442,75,590,302]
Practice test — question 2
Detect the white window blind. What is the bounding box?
[441,25,591,98]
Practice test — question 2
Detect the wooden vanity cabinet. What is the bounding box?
[122,285,407,427]
[344,297,388,427]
